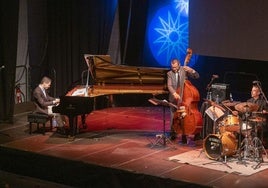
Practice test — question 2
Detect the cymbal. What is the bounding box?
[248,117,266,122]
[222,101,240,107]
[252,111,268,115]
[234,102,259,113]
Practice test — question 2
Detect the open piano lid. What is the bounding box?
[66,54,168,97]
[84,54,168,85]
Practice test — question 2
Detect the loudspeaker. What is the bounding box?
[211,83,230,102]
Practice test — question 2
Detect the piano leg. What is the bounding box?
[81,114,87,129]
[68,116,77,139]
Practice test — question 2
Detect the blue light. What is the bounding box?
[146,0,194,67]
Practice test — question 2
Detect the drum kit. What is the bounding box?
[203,100,268,169]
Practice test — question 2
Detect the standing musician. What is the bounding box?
[167,57,200,143]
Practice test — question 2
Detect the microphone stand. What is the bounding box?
[251,82,268,169]
[256,82,268,105]
[202,75,216,139]
[255,82,268,144]
[85,56,95,96]
[206,75,217,92]
[85,68,90,96]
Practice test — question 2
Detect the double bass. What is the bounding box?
[173,48,203,136]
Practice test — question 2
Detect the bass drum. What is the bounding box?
[203,132,237,160]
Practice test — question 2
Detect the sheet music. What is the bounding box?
[71,88,86,96]
[205,106,224,121]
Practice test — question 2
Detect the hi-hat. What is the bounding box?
[234,102,259,113]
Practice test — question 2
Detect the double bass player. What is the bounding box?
[167,56,200,144]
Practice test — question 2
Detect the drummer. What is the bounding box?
[243,84,268,147]
[247,84,268,112]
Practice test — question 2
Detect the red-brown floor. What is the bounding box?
[1,106,268,188]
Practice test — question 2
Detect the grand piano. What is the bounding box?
[53,55,169,137]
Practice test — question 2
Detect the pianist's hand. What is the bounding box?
[53,98,60,105]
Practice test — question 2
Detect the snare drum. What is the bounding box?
[224,115,239,126]
[223,115,240,132]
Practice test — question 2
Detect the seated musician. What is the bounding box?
[247,84,268,114]
[245,83,268,148]
[32,76,66,130]
[167,58,199,143]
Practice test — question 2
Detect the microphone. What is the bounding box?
[84,55,93,60]
[206,74,219,90]
[212,74,219,79]
[84,55,91,67]
[253,80,261,85]
[0,65,4,70]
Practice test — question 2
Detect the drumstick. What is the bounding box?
[222,103,238,116]
[203,98,226,111]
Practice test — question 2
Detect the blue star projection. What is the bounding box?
[147,0,193,67]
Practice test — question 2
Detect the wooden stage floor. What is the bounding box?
[1,106,268,188]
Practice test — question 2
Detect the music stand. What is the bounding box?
[148,98,177,149]
[84,54,95,96]
[205,105,225,134]
[199,105,224,157]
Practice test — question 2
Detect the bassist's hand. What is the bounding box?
[183,66,195,74]
[173,92,181,100]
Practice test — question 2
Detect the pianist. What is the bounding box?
[33,76,65,128]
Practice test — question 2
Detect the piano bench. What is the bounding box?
[27,113,52,135]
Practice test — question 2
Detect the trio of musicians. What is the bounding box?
[166,56,268,150]
[33,54,268,151]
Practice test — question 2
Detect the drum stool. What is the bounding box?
[27,113,52,135]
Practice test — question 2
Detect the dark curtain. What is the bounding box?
[0,0,149,122]
[28,0,49,96]
[0,0,19,123]
[28,0,117,97]
[118,0,149,66]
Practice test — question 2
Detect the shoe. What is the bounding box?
[56,127,66,135]
[68,135,75,141]
[178,134,187,145]
[170,135,177,141]
[178,140,187,145]
[187,140,196,147]
[52,126,58,131]
[169,132,177,141]
[181,134,187,143]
